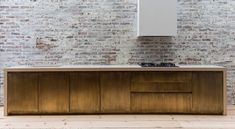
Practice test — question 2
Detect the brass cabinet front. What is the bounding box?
[70,72,100,113]
[192,72,223,114]
[6,71,224,115]
[100,72,131,113]
[7,72,38,114]
[38,73,69,113]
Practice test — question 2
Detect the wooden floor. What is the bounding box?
[1,106,235,129]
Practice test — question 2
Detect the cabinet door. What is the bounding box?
[7,73,38,114]
[192,72,223,114]
[70,72,100,113]
[100,72,130,113]
[39,73,69,113]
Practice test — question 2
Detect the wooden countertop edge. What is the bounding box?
[4,66,226,72]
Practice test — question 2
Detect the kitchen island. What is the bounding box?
[4,65,226,115]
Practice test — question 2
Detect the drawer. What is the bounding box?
[131,93,192,113]
[131,82,192,93]
[131,72,192,93]
[132,72,192,82]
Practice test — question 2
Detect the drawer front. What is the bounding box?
[131,72,192,93]
[131,93,192,113]
[132,72,192,82]
[131,82,192,93]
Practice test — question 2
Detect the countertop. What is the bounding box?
[4,65,226,72]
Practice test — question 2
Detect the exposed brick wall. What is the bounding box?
[0,0,235,105]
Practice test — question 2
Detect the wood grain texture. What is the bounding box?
[7,72,38,114]
[1,106,235,129]
[70,72,100,113]
[100,72,131,113]
[5,70,225,115]
[131,93,192,113]
[192,72,223,114]
[131,82,192,93]
[39,72,69,113]
[132,72,192,82]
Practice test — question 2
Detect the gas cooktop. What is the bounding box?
[140,63,178,67]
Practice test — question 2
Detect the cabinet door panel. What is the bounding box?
[7,73,38,114]
[70,72,100,113]
[101,72,130,113]
[192,72,223,114]
[39,73,69,113]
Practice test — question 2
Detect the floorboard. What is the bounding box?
[0,106,235,129]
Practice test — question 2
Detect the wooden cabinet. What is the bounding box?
[70,72,100,113]
[39,73,69,113]
[100,72,131,113]
[5,68,226,115]
[7,73,38,114]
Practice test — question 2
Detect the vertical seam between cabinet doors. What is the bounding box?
[130,71,133,112]
[38,73,40,113]
[37,72,39,113]
[68,72,70,113]
[99,72,101,112]
[190,72,193,111]
[191,72,195,113]
[97,72,100,112]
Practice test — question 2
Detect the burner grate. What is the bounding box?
[140,63,177,67]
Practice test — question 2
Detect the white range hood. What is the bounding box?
[137,0,177,36]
